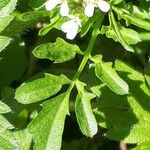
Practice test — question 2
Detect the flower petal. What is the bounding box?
[61,20,79,40]
[45,0,61,11]
[98,0,110,12]
[60,1,69,16]
[84,3,95,17]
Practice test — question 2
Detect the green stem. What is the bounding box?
[67,13,105,93]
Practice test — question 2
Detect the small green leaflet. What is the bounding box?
[0,0,15,52]
[0,15,14,33]
[0,101,11,114]
[38,11,63,36]
[21,11,49,22]
[0,101,18,149]
[33,38,82,63]
[112,5,150,31]
[101,24,141,45]
[123,3,150,20]
[0,115,14,129]
[0,36,11,52]
[29,93,69,150]
[92,55,129,95]
[75,81,98,137]
[15,73,70,104]
[90,85,102,97]
[0,0,17,20]
[109,12,135,52]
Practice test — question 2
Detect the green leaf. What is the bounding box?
[125,3,150,20]
[90,85,102,97]
[0,0,17,20]
[0,15,14,33]
[0,36,11,52]
[94,60,150,144]
[0,0,9,10]
[0,115,14,129]
[115,60,150,143]
[109,12,135,52]
[0,105,17,150]
[38,13,62,36]
[15,73,70,104]
[0,101,11,114]
[0,129,18,150]
[29,93,69,150]
[13,129,32,150]
[20,10,49,22]
[101,24,141,45]
[112,5,150,31]
[75,81,98,137]
[0,114,18,149]
[92,55,129,95]
[33,38,82,63]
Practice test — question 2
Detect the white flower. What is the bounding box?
[60,1,69,16]
[84,0,110,17]
[84,0,96,17]
[98,0,110,13]
[45,0,61,11]
[45,0,69,16]
[61,16,81,40]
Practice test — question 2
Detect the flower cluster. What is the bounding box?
[45,0,110,40]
